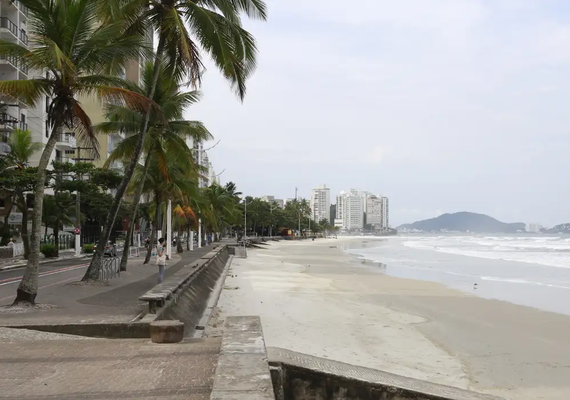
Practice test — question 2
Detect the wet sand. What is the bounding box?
[210,238,570,400]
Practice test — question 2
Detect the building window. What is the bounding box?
[0,198,5,208]
[26,194,34,208]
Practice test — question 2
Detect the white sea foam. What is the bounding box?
[402,236,570,269]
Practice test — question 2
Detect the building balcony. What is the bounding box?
[19,29,27,45]
[0,17,19,42]
[15,1,29,18]
[56,132,76,149]
[0,112,18,131]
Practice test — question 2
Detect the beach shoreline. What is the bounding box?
[208,238,570,400]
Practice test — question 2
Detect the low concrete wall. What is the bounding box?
[268,348,504,400]
[10,322,150,339]
[210,316,275,399]
[156,246,230,337]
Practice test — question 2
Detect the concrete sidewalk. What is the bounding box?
[0,336,221,400]
[0,244,218,326]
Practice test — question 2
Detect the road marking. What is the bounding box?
[0,263,89,286]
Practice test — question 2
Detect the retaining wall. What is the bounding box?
[268,348,504,400]
[156,246,230,337]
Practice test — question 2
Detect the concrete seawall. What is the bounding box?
[267,348,503,400]
[156,246,231,336]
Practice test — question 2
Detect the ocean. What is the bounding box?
[343,235,570,316]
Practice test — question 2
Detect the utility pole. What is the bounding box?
[295,187,300,235]
[73,144,94,257]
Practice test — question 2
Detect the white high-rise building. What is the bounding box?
[310,184,330,223]
[336,189,363,230]
[380,197,389,229]
[0,2,49,161]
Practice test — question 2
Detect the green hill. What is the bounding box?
[398,212,525,233]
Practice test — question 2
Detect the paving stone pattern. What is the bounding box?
[78,247,214,310]
[0,338,221,400]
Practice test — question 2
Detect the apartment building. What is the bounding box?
[310,184,330,223]
[0,0,34,156]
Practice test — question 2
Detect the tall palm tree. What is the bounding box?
[84,62,211,275]
[0,0,151,304]
[204,183,240,240]
[129,142,201,264]
[90,0,268,275]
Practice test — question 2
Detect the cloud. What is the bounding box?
[188,0,570,227]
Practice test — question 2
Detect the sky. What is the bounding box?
[187,0,570,227]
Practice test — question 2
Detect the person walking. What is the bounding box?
[156,238,167,283]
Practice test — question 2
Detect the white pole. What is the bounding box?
[74,233,80,257]
[166,200,172,257]
[198,219,202,248]
[137,232,141,248]
[190,230,194,251]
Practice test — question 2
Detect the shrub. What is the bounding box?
[40,244,57,258]
[82,243,94,254]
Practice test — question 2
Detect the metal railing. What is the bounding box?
[0,53,17,67]
[0,17,18,37]
[99,257,120,280]
[15,1,29,16]
[18,29,27,45]
[0,113,18,128]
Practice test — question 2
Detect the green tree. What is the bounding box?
[1,129,42,255]
[91,0,268,276]
[0,0,150,304]
[84,62,211,275]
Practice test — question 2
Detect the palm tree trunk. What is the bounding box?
[119,153,152,272]
[186,226,190,250]
[0,202,12,244]
[14,126,60,304]
[144,224,155,264]
[83,37,166,281]
[176,224,183,253]
[22,203,29,260]
[53,220,59,258]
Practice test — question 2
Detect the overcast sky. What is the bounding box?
[188,0,570,227]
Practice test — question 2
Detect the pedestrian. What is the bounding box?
[156,238,167,283]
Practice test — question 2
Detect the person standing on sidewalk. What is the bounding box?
[157,238,167,283]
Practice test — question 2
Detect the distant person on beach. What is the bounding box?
[156,238,166,283]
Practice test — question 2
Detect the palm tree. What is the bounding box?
[3,129,43,257]
[85,62,211,275]
[0,0,151,304]
[129,142,201,264]
[204,184,240,241]
[91,0,268,275]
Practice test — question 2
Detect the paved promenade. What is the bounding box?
[0,337,221,399]
[0,244,217,326]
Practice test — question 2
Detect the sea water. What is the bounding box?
[343,235,570,316]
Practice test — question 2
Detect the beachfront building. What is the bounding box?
[380,196,389,229]
[366,195,390,230]
[310,184,330,223]
[526,223,541,233]
[336,190,363,230]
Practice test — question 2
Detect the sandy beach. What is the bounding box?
[209,238,570,400]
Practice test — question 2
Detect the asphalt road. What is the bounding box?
[0,251,124,304]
